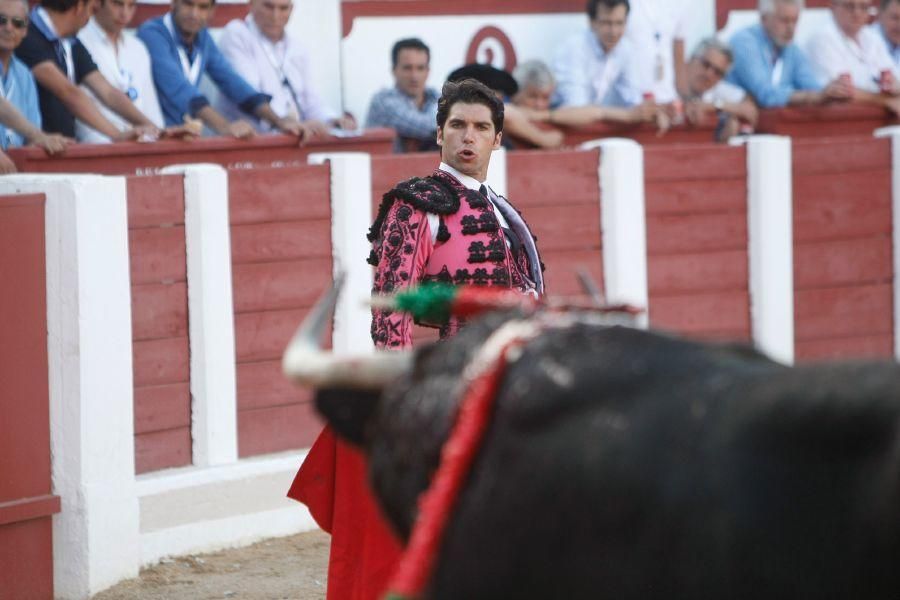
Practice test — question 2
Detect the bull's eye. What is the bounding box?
[397,206,413,221]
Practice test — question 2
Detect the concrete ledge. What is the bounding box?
[137,451,315,565]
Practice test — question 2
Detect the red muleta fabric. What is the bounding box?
[288,426,403,600]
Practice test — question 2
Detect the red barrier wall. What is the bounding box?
[8,130,394,176]
[0,193,60,600]
[507,148,603,300]
[644,144,752,341]
[127,175,192,474]
[792,136,895,361]
[229,165,332,457]
[757,105,896,139]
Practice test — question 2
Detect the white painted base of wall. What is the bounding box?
[136,450,318,566]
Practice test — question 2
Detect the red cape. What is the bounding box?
[288,426,403,600]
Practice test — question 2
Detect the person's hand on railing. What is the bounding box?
[226,120,256,140]
[112,124,161,142]
[654,107,672,138]
[882,95,900,118]
[821,77,854,103]
[627,101,658,124]
[329,112,358,131]
[0,149,17,174]
[28,131,72,155]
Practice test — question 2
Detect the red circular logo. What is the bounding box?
[465,26,517,72]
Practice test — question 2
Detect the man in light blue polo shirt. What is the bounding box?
[727,0,852,107]
[0,0,68,172]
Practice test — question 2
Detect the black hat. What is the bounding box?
[447,63,518,97]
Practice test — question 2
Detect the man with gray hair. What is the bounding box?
[681,38,757,140]
[727,0,852,107]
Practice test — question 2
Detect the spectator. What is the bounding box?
[0,0,69,163]
[217,0,354,136]
[681,38,758,141]
[365,37,439,152]
[806,0,900,113]
[76,0,164,143]
[553,0,643,108]
[727,0,853,107]
[15,0,159,141]
[511,59,666,146]
[871,0,900,68]
[624,0,692,102]
[138,0,307,140]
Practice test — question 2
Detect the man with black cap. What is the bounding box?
[289,77,545,600]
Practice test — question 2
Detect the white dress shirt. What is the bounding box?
[700,80,747,105]
[76,17,163,143]
[553,30,641,107]
[216,15,335,131]
[806,13,899,92]
[623,0,691,103]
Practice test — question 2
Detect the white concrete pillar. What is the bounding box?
[486,146,508,198]
[594,138,650,328]
[876,132,900,361]
[745,135,795,365]
[0,175,139,598]
[309,152,375,354]
[160,164,238,466]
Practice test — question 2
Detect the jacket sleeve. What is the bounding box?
[370,199,433,349]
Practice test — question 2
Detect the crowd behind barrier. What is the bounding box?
[5,0,900,167]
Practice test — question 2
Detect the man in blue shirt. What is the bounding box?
[0,0,69,172]
[872,0,900,68]
[727,0,852,107]
[365,38,440,153]
[138,0,307,139]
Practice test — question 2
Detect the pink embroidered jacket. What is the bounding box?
[368,168,544,348]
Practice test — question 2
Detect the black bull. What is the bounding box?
[313,310,900,599]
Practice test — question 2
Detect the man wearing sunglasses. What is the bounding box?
[680,38,757,141]
[728,0,853,108]
[806,0,900,114]
[15,0,160,141]
[0,0,70,171]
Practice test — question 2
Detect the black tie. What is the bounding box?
[481,184,521,253]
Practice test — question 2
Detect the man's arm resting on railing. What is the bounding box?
[30,61,134,141]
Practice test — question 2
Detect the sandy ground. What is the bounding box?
[92,530,330,600]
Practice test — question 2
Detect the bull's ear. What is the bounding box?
[314,388,382,448]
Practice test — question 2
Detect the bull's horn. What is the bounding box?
[282,274,413,390]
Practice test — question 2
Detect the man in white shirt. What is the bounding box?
[553,0,651,109]
[624,0,692,103]
[76,0,163,142]
[216,0,354,135]
[806,0,900,114]
[872,0,900,68]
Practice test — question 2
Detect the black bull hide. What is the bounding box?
[315,310,900,599]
